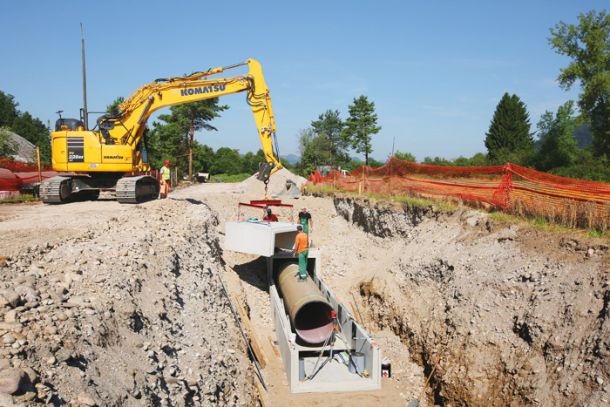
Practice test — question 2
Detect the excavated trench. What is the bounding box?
[332,196,610,406]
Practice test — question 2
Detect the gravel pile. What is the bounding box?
[240,168,306,198]
[0,199,255,406]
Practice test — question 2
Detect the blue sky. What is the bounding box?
[0,1,603,161]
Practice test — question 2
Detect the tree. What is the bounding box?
[311,109,347,167]
[463,152,488,166]
[192,142,215,173]
[159,98,229,181]
[550,10,610,158]
[394,151,416,162]
[423,156,452,166]
[0,91,18,128]
[342,96,381,165]
[297,128,331,175]
[106,97,125,116]
[550,149,610,182]
[148,99,227,177]
[242,149,266,174]
[484,93,534,164]
[211,147,242,175]
[534,101,579,171]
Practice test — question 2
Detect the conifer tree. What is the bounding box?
[485,93,534,164]
[342,96,381,166]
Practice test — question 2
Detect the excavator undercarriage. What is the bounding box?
[40,174,159,204]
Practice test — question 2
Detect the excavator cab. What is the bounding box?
[55,118,85,131]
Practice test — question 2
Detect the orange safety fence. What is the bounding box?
[0,158,57,192]
[309,157,610,230]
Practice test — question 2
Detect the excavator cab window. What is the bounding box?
[55,118,84,131]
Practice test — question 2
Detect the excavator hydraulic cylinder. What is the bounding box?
[277,263,334,344]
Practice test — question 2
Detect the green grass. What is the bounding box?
[489,211,609,238]
[305,184,340,194]
[305,184,457,212]
[210,173,251,183]
[488,211,518,224]
[587,229,610,239]
[0,194,39,204]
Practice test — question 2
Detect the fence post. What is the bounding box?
[361,168,365,194]
[494,164,513,212]
[36,147,42,183]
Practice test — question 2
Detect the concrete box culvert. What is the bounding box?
[277,262,334,345]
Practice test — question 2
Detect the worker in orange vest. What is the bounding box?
[292,225,309,279]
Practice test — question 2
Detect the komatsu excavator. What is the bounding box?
[40,59,282,204]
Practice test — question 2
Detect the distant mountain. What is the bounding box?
[281,154,300,165]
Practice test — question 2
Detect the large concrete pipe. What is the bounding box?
[277,263,334,345]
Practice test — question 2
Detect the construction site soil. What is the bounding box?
[0,176,608,406]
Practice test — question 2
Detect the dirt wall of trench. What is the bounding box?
[333,196,610,406]
[0,199,256,406]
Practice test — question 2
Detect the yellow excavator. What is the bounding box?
[40,58,282,203]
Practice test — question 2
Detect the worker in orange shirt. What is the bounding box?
[292,225,309,279]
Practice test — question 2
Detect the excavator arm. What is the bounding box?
[100,58,282,179]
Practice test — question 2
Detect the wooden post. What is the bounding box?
[361,169,365,194]
[36,147,42,183]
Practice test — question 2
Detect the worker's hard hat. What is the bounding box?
[165,160,171,166]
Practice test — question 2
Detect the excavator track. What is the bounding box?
[40,176,72,204]
[116,175,160,204]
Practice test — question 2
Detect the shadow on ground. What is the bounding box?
[232,256,268,292]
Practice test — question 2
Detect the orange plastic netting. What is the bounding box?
[309,157,610,229]
[0,158,55,192]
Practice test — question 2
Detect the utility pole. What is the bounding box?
[80,23,89,130]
